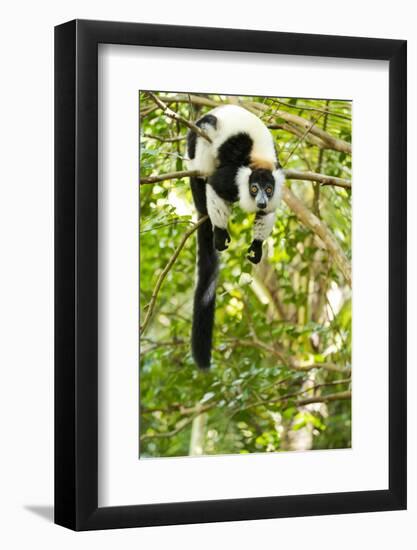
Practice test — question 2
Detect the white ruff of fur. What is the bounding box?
[254,211,276,240]
[236,166,257,213]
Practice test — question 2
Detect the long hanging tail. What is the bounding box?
[190,176,218,369]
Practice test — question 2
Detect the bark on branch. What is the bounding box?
[154,94,351,154]
[284,169,351,190]
[143,133,185,143]
[282,186,352,286]
[297,391,351,406]
[140,170,202,184]
[228,338,350,375]
[146,92,212,142]
[140,169,352,286]
[247,100,351,154]
[140,169,351,190]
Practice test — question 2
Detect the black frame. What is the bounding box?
[55,19,407,531]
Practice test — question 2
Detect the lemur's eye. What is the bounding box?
[251,185,258,194]
[266,186,273,196]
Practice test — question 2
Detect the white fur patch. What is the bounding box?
[206,185,231,229]
[187,105,277,176]
[202,276,217,306]
[236,166,257,213]
[188,137,216,176]
[254,211,276,241]
[210,105,276,166]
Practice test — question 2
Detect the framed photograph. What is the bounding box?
[55,19,407,531]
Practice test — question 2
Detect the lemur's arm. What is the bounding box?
[247,211,276,264]
[206,184,232,251]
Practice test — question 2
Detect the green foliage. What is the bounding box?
[139,92,352,458]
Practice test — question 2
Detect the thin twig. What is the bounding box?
[140,414,197,441]
[140,215,209,335]
[140,403,215,440]
[140,220,194,234]
[140,169,202,184]
[227,386,351,422]
[143,133,185,143]
[283,114,324,166]
[246,100,351,154]
[146,92,212,142]
[269,122,328,150]
[154,94,351,153]
[267,98,352,121]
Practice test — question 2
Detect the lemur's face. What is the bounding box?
[249,169,275,210]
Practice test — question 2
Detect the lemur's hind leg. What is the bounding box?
[206,185,232,251]
[247,211,276,264]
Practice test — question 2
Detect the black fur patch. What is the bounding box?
[247,239,263,264]
[192,215,218,369]
[190,176,208,215]
[217,132,253,167]
[198,114,217,129]
[187,130,197,159]
[208,165,239,202]
[214,227,231,251]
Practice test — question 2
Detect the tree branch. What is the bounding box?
[227,385,351,421]
[141,388,351,423]
[143,133,185,143]
[267,98,352,121]
[297,391,351,406]
[247,101,352,154]
[269,122,328,150]
[283,114,325,166]
[140,168,351,189]
[292,361,351,375]
[140,172,351,285]
[140,404,215,440]
[139,171,351,286]
[140,215,209,335]
[146,92,212,142]
[140,414,197,441]
[140,169,201,184]
[282,186,352,286]
[155,94,351,154]
[227,338,350,375]
[284,169,351,190]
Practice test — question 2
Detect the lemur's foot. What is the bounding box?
[247,239,263,264]
[214,227,231,251]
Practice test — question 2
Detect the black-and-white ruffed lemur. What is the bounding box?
[187,104,285,369]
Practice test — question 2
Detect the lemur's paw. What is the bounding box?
[247,240,263,264]
[214,227,231,251]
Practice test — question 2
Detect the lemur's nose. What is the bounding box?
[257,201,267,209]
